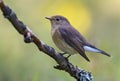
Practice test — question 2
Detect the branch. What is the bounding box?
[0,0,93,81]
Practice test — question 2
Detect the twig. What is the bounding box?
[0,0,93,81]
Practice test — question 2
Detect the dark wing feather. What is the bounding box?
[59,26,90,62]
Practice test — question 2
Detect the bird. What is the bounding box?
[45,15,111,62]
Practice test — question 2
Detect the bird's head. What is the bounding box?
[45,15,70,28]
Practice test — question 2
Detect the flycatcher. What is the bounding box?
[45,15,110,62]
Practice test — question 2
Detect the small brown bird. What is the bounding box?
[45,15,110,62]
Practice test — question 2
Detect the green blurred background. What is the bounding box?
[0,0,120,81]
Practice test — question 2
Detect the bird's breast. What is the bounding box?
[51,28,77,54]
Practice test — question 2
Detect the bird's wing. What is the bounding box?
[59,26,90,62]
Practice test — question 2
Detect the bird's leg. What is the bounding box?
[60,52,71,59]
[66,54,71,58]
[61,52,71,60]
[64,54,71,62]
[61,52,70,57]
[62,52,67,55]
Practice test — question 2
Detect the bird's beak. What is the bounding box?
[45,16,52,20]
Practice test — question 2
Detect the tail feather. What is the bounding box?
[99,50,111,57]
[84,45,111,57]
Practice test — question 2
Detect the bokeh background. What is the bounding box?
[0,0,120,81]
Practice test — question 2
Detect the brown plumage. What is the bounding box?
[45,15,111,62]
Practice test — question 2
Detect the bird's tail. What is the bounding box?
[98,49,111,57]
[83,45,111,57]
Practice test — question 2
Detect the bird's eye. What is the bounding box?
[56,18,60,21]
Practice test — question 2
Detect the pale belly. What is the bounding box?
[52,28,77,55]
